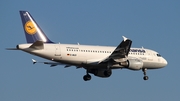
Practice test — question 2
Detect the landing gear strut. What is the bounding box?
[83,71,91,81]
[142,68,149,80]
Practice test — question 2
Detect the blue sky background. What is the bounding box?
[0,0,180,101]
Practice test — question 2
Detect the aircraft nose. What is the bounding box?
[162,58,168,67]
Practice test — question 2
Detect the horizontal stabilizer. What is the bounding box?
[29,41,44,49]
[6,48,19,50]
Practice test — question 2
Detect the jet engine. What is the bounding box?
[120,58,143,70]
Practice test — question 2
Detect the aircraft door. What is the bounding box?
[147,51,153,61]
[54,44,61,59]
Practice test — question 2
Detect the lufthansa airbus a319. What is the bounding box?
[7,11,168,81]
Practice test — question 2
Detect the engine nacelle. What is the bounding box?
[120,58,143,70]
[89,69,112,78]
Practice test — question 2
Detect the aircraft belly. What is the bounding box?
[143,61,163,69]
[60,56,86,65]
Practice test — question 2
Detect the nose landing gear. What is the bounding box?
[142,68,149,80]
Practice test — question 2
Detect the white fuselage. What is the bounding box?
[17,43,167,70]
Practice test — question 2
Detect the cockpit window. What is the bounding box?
[157,54,161,57]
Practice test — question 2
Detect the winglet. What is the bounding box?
[32,59,37,64]
[122,36,128,42]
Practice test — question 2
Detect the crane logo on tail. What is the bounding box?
[25,21,36,35]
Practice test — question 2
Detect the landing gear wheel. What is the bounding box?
[83,74,91,81]
[143,76,149,80]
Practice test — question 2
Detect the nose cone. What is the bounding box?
[162,58,168,67]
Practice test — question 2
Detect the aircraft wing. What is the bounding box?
[101,36,132,63]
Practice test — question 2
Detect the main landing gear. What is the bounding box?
[83,71,91,81]
[142,68,149,80]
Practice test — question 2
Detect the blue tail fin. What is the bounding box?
[19,11,53,43]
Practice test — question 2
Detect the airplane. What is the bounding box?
[7,11,168,81]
